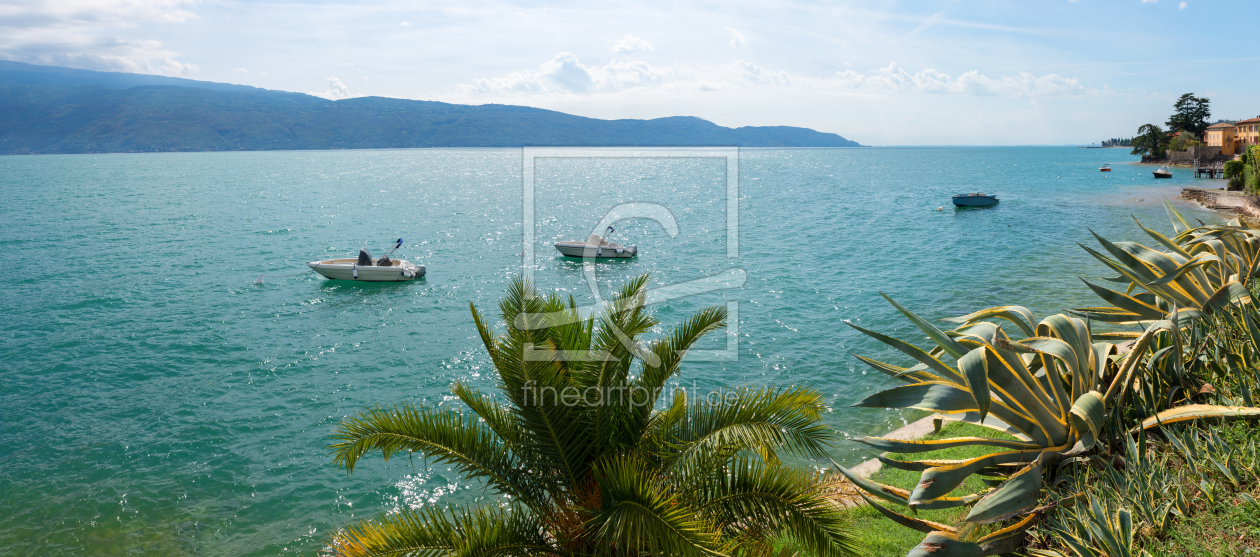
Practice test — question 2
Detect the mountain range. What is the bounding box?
[0,61,860,155]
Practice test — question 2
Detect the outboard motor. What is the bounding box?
[357,249,374,266]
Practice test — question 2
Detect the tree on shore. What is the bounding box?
[1166,93,1212,139]
[324,275,858,557]
[1130,123,1166,158]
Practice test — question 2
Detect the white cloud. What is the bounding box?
[160,57,197,75]
[401,21,411,26]
[726,28,747,49]
[455,54,1092,100]
[612,35,653,54]
[0,0,199,75]
[233,68,249,74]
[1179,2,1187,8]
[1141,0,1157,3]
[309,76,360,100]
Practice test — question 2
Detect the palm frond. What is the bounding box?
[665,386,835,467]
[587,454,727,557]
[688,457,860,557]
[323,504,556,557]
[329,404,539,505]
[628,304,728,431]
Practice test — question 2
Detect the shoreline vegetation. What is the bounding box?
[322,202,1260,557]
[815,203,1260,557]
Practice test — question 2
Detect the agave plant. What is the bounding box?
[1037,428,1185,553]
[1029,499,1152,557]
[1072,202,1259,329]
[833,295,1174,557]
[325,275,858,557]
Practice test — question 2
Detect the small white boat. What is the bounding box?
[308,242,424,281]
[1099,164,1112,172]
[1153,167,1172,178]
[952,193,999,207]
[554,226,637,258]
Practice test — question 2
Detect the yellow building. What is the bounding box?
[1205,122,1238,155]
[1238,116,1260,151]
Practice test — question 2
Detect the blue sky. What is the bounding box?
[2,0,1257,145]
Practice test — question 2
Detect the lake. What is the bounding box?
[0,147,1218,555]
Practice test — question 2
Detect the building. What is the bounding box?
[1238,116,1260,151]
[1205,122,1238,155]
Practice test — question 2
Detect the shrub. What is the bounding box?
[1225,160,1244,180]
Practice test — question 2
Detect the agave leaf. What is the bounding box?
[957,349,992,423]
[911,449,1043,504]
[1164,199,1191,234]
[850,353,921,383]
[1082,243,1200,310]
[1136,216,1194,259]
[848,323,963,383]
[850,381,977,414]
[831,459,982,511]
[975,512,1038,551]
[1091,331,1143,341]
[1068,391,1105,450]
[965,452,1051,523]
[905,513,1036,557]
[881,293,969,360]
[1021,336,1085,400]
[1078,279,1166,321]
[859,494,958,534]
[853,436,1039,454]
[1067,307,1151,325]
[1036,315,1092,387]
[1138,404,1260,431]
[980,346,1066,443]
[830,459,911,506]
[1147,254,1220,287]
[1086,232,1163,286]
[1203,280,1252,311]
[941,305,1037,338]
[876,456,969,473]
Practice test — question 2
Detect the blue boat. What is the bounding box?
[952,193,999,207]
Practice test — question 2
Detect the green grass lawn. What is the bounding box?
[1149,498,1260,557]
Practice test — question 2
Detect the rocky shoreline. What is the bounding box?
[1180,187,1260,225]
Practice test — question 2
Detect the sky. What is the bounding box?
[1,0,1258,145]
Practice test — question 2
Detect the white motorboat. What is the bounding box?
[308,241,425,281]
[554,226,637,259]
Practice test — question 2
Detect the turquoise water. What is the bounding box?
[0,147,1219,555]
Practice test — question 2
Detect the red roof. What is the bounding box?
[1238,116,1260,125]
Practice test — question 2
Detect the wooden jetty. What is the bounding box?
[1194,159,1225,179]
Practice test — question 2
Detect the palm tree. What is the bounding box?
[325,275,859,557]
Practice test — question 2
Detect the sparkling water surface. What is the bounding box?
[0,147,1219,555]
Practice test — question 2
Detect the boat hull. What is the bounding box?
[1153,172,1172,178]
[307,259,425,281]
[554,242,637,258]
[952,196,999,207]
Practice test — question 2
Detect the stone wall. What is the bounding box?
[1167,145,1227,164]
